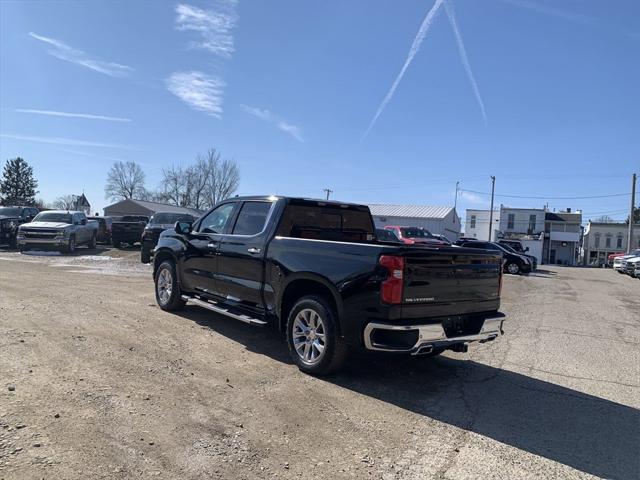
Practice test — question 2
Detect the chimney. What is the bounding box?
[566,207,571,213]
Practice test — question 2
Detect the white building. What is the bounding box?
[582,221,640,266]
[464,206,546,264]
[499,207,545,236]
[464,209,500,240]
[369,204,461,241]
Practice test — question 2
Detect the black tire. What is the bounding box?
[113,239,122,248]
[9,236,17,249]
[154,260,185,311]
[286,295,348,376]
[505,262,520,275]
[88,233,97,249]
[64,235,76,254]
[141,247,151,264]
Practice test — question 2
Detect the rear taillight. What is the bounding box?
[379,255,405,304]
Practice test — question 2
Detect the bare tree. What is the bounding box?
[105,161,146,201]
[203,149,239,207]
[594,215,615,223]
[157,149,239,210]
[53,194,77,210]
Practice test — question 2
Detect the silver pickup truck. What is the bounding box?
[16,210,98,253]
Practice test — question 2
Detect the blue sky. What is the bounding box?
[1,0,638,227]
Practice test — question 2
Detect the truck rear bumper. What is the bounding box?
[363,312,505,354]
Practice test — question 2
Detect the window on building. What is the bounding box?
[594,233,600,248]
[605,236,611,248]
[507,213,515,230]
[470,215,476,229]
[617,235,623,249]
[529,214,536,232]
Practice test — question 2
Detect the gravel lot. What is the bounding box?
[1,248,639,480]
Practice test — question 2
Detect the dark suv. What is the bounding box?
[0,206,39,248]
[87,216,113,244]
[141,212,196,263]
[455,240,532,275]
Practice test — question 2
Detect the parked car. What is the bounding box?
[607,251,626,267]
[498,241,538,270]
[375,228,402,243]
[621,256,640,276]
[431,233,452,245]
[141,212,196,263]
[151,196,505,375]
[16,210,98,253]
[0,206,39,248]
[455,240,532,275]
[87,216,113,244]
[634,262,640,279]
[384,226,449,246]
[613,250,640,272]
[111,215,149,248]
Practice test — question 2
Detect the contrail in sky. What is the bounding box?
[361,0,445,140]
[444,0,487,125]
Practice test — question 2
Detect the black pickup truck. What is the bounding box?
[111,215,149,248]
[152,196,505,375]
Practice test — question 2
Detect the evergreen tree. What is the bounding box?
[0,158,39,206]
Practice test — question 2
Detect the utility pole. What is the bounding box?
[487,176,496,241]
[323,188,333,200]
[454,181,460,210]
[628,173,636,253]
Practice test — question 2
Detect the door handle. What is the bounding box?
[247,247,261,254]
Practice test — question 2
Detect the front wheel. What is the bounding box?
[505,262,520,275]
[154,260,185,311]
[286,295,347,376]
[141,246,151,264]
[64,235,76,254]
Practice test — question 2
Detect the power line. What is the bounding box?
[459,189,636,200]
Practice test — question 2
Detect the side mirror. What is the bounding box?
[81,218,87,225]
[524,247,530,252]
[175,221,193,235]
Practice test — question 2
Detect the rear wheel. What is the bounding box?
[113,239,122,248]
[505,262,520,275]
[141,246,151,264]
[286,295,347,376]
[88,233,97,249]
[155,260,185,311]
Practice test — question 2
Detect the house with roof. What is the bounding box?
[103,199,203,219]
[368,204,461,240]
[75,193,91,215]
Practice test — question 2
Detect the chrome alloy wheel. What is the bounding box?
[157,267,173,305]
[292,308,326,365]
[507,263,520,274]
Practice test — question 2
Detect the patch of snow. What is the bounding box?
[22,250,62,256]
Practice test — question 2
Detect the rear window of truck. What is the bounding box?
[277,203,375,243]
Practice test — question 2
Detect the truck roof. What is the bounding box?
[41,209,86,215]
[229,195,369,209]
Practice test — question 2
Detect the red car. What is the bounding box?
[608,252,626,263]
[384,226,449,246]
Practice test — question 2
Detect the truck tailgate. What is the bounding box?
[400,248,502,319]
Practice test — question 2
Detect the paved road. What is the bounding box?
[1,250,639,479]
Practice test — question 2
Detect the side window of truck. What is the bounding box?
[231,202,272,236]
[198,203,236,234]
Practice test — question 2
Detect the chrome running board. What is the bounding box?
[181,295,268,326]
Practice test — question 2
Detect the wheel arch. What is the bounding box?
[278,274,343,334]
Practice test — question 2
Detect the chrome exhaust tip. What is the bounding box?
[415,344,434,355]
